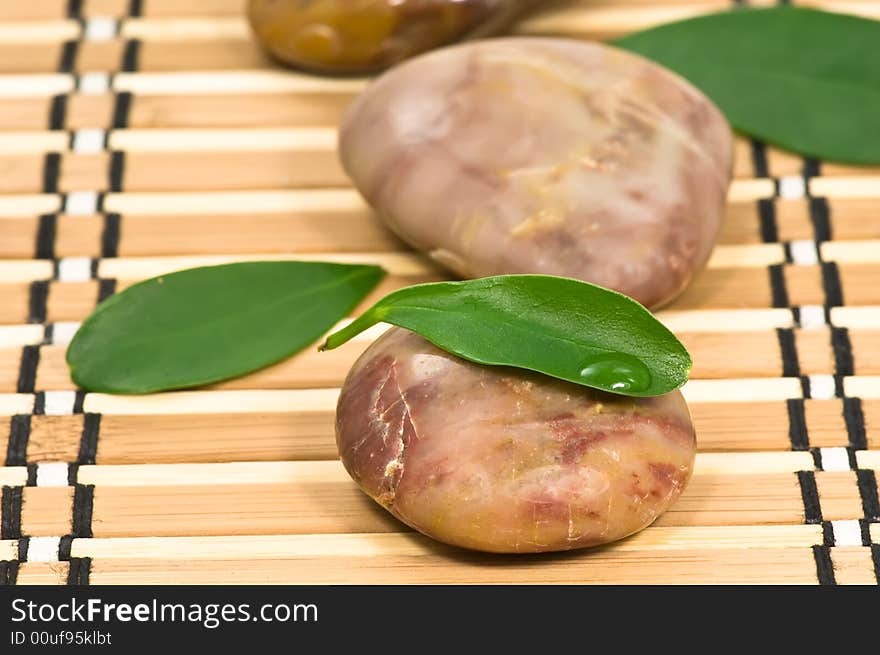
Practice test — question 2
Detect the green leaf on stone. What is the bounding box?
[321,275,691,397]
[67,261,385,394]
[615,6,880,164]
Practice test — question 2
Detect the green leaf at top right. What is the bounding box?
[615,6,880,165]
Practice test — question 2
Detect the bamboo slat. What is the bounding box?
[6,243,880,287]
[0,397,872,464]
[61,548,825,585]
[830,548,879,585]
[77,378,812,414]
[20,487,73,536]
[0,137,879,198]
[0,460,870,541]
[0,306,836,349]
[61,451,822,487]
[0,326,857,395]
[0,466,27,486]
[4,198,880,259]
[62,526,824,563]
[0,393,36,415]
[10,469,858,538]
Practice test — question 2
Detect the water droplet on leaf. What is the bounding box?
[579,353,652,393]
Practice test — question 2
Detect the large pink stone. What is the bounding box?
[340,38,734,308]
[336,328,696,553]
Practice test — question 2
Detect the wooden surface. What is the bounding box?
[1,0,880,586]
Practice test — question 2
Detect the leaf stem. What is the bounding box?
[320,311,383,351]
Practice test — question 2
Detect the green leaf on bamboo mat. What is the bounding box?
[615,6,880,164]
[67,261,385,394]
[321,275,690,397]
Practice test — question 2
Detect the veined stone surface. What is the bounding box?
[336,328,696,553]
[341,38,734,308]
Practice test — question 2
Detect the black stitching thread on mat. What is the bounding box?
[129,0,144,17]
[821,262,844,307]
[17,538,29,562]
[67,464,79,486]
[102,213,121,257]
[33,392,46,416]
[42,152,60,194]
[775,328,801,377]
[65,413,97,585]
[803,158,822,179]
[809,197,832,242]
[786,400,810,451]
[73,391,85,415]
[66,483,96,591]
[782,242,794,265]
[860,519,872,547]
[0,561,19,586]
[66,0,84,18]
[72,485,94,539]
[856,470,880,523]
[121,40,141,72]
[67,558,92,585]
[821,521,834,546]
[799,375,812,399]
[847,447,859,471]
[833,374,846,400]
[109,151,125,192]
[48,94,68,131]
[6,415,30,467]
[58,535,73,560]
[97,279,117,303]
[35,214,57,260]
[871,545,880,584]
[750,140,769,178]
[112,91,132,129]
[78,414,100,465]
[804,159,877,577]
[25,465,37,487]
[768,264,789,308]
[58,41,78,74]
[16,345,40,394]
[28,281,49,324]
[844,398,867,450]
[812,546,837,585]
[810,448,823,471]
[831,327,855,377]
[757,199,778,243]
[1,487,23,539]
[797,471,823,524]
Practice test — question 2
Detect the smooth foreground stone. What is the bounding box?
[340,38,734,308]
[336,328,696,554]
[247,0,535,74]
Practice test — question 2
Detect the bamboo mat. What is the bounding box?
[0,0,879,586]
